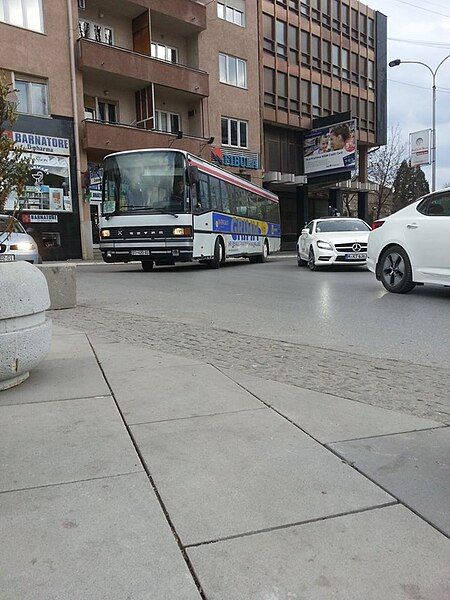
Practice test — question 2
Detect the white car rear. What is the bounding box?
[297,218,370,270]
[367,192,450,293]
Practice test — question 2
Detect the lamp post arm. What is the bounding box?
[397,60,434,78]
[434,54,450,77]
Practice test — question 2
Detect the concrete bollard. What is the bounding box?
[36,264,77,310]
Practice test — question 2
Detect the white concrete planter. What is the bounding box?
[0,262,52,391]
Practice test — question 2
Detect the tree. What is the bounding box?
[368,125,406,220]
[0,76,32,212]
[392,160,430,212]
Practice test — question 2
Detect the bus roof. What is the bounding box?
[103,148,279,204]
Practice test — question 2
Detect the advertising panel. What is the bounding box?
[304,120,357,176]
[410,129,431,167]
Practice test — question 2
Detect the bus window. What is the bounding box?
[235,187,248,216]
[209,175,222,211]
[196,171,210,212]
[267,200,280,223]
[220,181,230,213]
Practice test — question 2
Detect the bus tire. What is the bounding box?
[141,260,154,272]
[208,237,224,269]
[249,240,269,264]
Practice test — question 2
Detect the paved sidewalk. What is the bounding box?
[1,327,449,599]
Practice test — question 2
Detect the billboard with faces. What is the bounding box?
[304,119,357,176]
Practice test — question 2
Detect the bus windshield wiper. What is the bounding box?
[147,208,179,218]
[123,206,179,217]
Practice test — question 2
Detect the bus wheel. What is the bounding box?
[249,240,269,264]
[207,238,224,269]
[141,260,154,272]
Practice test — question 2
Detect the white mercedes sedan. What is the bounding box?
[367,192,450,293]
[297,218,370,270]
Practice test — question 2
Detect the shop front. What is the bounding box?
[4,115,81,261]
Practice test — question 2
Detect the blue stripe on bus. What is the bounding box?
[212,213,281,240]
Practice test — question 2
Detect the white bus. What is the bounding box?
[99,149,280,271]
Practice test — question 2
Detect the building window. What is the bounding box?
[359,13,367,44]
[277,72,288,111]
[360,56,368,89]
[368,101,375,130]
[221,116,248,148]
[289,75,300,113]
[311,35,320,70]
[368,17,375,47]
[263,14,274,53]
[79,20,113,45]
[342,48,350,81]
[312,82,320,117]
[288,25,299,63]
[155,110,180,133]
[368,60,375,89]
[300,80,310,114]
[0,0,43,32]
[332,89,340,113]
[322,87,331,115]
[301,30,310,66]
[342,93,350,112]
[351,95,358,119]
[98,100,117,124]
[351,51,359,85]
[219,53,247,88]
[217,2,245,27]
[300,1,310,17]
[276,20,287,59]
[321,0,331,27]
[310,0,320,21]
[300,80,310,115]
[341,3,349,35]
[322,40,331,73]
[289,0,299,12]
[332,44,340,76]
[360,98,367,128]
[351,8,358,40]
[264,67,276,107]
[15,77,48,116]
[151,42,178,63]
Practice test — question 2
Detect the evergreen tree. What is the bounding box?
[392,160,430,212]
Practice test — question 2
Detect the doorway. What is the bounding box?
[90,202,101,246]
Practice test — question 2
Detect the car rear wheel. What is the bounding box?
[379,246,415,294]
[141,260,154,272]
[307,247,318,271]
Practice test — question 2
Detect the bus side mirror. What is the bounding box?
[189,166,199,185]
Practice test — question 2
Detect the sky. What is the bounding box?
[367,0,450,188]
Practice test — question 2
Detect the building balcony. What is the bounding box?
[82,119,211,159]
[136,0,206,32]
[77,38,209,97]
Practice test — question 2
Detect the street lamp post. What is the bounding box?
[389,55,450,192]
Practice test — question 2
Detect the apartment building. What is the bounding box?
[0,0,386,258]
[259,0,387,248]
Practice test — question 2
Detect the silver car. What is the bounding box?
[0,215,40,264]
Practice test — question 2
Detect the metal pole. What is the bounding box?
[432,74,437,192]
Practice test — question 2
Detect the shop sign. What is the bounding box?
[22,214,58,224]
[211,147,260,170]
[7,131,70,156]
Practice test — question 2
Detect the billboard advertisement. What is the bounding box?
[410,129,431,167]
[304,120,357,176]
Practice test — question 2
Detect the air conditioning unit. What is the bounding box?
[78,0,86,10]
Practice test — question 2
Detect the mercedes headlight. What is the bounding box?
[316,240,333,250]
[11,242,35,251]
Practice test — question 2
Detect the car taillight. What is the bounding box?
[371,220,385,230]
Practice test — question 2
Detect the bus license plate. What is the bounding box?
[345,253,366,260]
[0,254,15,262]
[131,250,150,256]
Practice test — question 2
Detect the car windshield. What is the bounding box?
[102,151,188,215]
[315,220,369,232]
[0,217,24,233]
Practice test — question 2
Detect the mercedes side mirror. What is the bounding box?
[301,229,308,235]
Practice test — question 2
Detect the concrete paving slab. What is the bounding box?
[90,338,201,375]
[0,396,141,492]
[187,504,450,600]
[0,333,109,406]
[107,363,263,424]
[132,410,393,545]
[224,370,441,443]
[330,427,450,536]
[0,473,201,600]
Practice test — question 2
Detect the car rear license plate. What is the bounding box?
[345,253,366,260]
[0,254,15,262]
[131,250,150,256]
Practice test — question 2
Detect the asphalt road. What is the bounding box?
[74,256,450,369]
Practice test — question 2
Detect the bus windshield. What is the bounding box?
[103,151,188,215]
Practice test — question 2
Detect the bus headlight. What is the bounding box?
[173,227,192,236]
[100,229,111,238]
[11,242,35,251]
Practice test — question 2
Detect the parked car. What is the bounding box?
[297,217,371,270]
[367,191,450,293]
[0,215,40,264]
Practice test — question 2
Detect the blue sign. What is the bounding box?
[223,154,259,170]
[212,213,280,239]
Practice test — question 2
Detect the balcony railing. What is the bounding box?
[82,119,210,158]
[77,38,209,97]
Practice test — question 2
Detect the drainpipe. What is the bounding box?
[66,0,91,260]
